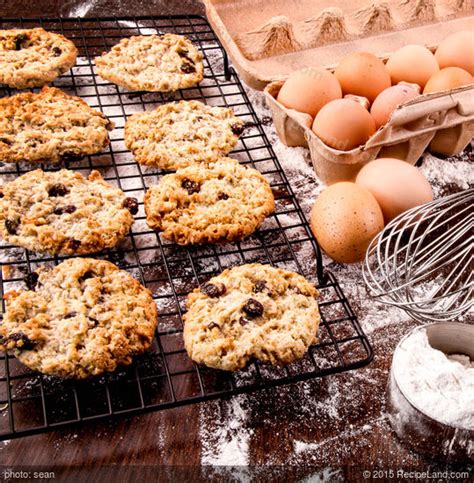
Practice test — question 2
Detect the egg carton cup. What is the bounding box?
[264,81,474,184]
[387,322,474,463]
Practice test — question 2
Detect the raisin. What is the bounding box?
[79,270,95,282]
[24,272,39,290]
[0,191,3,198]
[177,49,191,60]
[231,123,245,136]
[64,312,78,319]
[182,178,201,195]
[242,298,264,317]
[253,281,267,293]
[9,332,35,350]
[207,322,220,330]
[218,192,229,201]
[88,317,99,327]
[48,184,69,197]
[68,239,81,250]
[54,205,76,215]
[181,60,196,73]
[5,219,19,235]
[202,282,226,298]
[14,33,28,50]
[123,197,139,215]
[239,316,250,326]
[52,46,62,56]
[0,138,12,146]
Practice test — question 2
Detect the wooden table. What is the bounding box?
[0,1,472,480]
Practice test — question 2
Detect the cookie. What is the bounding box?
[183,263,320,371]
[144,158,275,245]
[94,34,204,92]
[0,169,137,255]
[0,258,157,379]
[0,86,114,165]
[0,28,77,88]
[124,100,244,170]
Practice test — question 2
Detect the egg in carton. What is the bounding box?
[205,0,473,184]
[265,81,474,184]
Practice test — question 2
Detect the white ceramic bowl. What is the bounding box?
[387,322,474,463]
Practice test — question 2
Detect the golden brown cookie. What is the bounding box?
[144,158,275,245]
[95,33,203,92]
[0,169,136,255]
[124,100,244,170]
[1,258,157,379]
[183,263,320,371]
[0,28,77,88]
[0,86,113,165]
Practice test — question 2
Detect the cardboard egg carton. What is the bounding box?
[265,82,474,184]
[205,0,474,184]
[204,0,473,89]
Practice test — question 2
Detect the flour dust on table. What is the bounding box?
[198,83,473,469]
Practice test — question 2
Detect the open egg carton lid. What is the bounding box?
[204,0,474,89]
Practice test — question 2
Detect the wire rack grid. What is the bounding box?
[0,15,373,440]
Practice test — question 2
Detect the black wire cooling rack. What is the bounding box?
[0,15,373,440]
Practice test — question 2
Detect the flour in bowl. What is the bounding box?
[392,327,474,430]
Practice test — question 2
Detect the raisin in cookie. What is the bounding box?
[0,169,137,255]
[144,158,275,245]
[183,263,320,371]
[0,86,113,165]
[0,28,77,89]
[124,100,244,170]
[95,34,203,92]
[0,258,157,379]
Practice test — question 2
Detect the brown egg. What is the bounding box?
[356,158,433,223]
[277,67,342,117]
[334,52,391,103]
[370,84,420,128]
[423,67,473,94]
[312,99,376,151]
[435,30,474,76]
[386,45,439,88]
[310,182,384,264]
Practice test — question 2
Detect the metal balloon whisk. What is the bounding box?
[363,189,473,323]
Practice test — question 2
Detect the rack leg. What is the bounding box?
[223,50,231,81]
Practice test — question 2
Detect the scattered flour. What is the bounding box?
[199,83,472,467]
[200,395,253,466]
[66,1,98,18]
[420,152,474,195]
[294,415,387,455]
[393,327,474,429]
[299,467,344,482]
